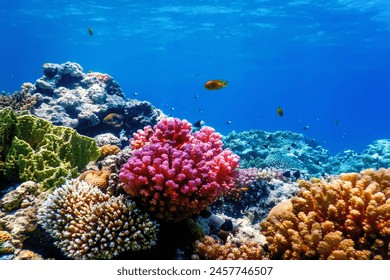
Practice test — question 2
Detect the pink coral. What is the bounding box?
[120,118,239,221]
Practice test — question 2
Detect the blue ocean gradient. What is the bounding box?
[1,0,390,154]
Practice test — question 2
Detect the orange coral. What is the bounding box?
[0,231,12,243]
[100,144,120,159]
[0,230,15,254]
[79,168,111,189]
[260,168,390,260]
[195,235,266,260]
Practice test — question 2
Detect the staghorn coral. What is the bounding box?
[120,118,240,221]
[38,180,159,260]
[194,235,266,260]
[0,107,101,190]
[260,168,390,260]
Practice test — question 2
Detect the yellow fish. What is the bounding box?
[276,107,283,117]
[204,80,228,90]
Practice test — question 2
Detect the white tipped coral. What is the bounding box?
[38,180,158,259]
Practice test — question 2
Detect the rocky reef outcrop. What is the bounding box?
[26,62,165,144]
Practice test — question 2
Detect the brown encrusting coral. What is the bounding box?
[79,168,111,190]
[99,144,121,159]
[260,168,390,259]
[194,235,267,260]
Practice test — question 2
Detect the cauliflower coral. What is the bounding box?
[260,168,390,259]
[119,118,240,221]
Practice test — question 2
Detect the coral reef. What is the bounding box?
[211,168,299,223]
[326,139,390,174]
[223,130,328,177]
[14,249,43,260]
[260,168,390,259]
[0,230,15,255]
[194,235,266,260]
[0,83,40,112]
[223,130,390,177]
[94,133,124,147]
[38,180,159,259]
[78,168,111,190]
[0,107,101,189]
[100,144,121,159]
[0,181,43,251]
[120,118,240,221]
[30,62,165,138]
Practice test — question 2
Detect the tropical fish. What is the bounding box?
[276,107,283,117]
[204,80,228,90]
[193,120,205,128]
[293,170,301,179]
[88,26,93,36]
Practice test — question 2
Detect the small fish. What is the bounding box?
[276,107,283,117]
[283,171,291,178]
[303,125,309,130]
[88,26,93,36]
[198,109,203,113]
[293,170,301,179]
[220,219,233,231]
[335,120,340,126]
[226,120,232,125]
[194,94,199,99]
[133,92,139,96]
[204,80,228,90]
[193,120,205,128]
[171,107,175,111]
[97,162,103,170]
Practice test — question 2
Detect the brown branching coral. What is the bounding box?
[194,235,267,260]
[260,168,390,260]
[0,84,39,112]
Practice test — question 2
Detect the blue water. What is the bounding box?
[1,0,390,154]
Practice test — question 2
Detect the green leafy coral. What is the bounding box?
[0,107,100,189]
